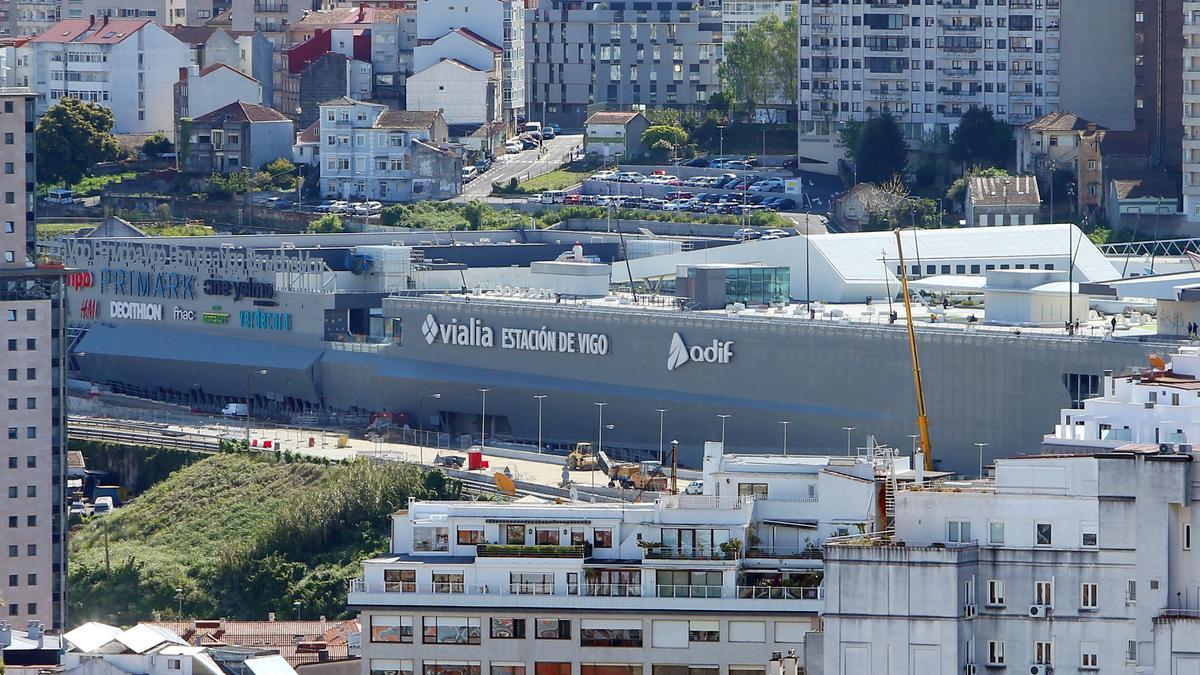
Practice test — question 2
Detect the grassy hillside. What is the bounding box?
[69,454,459,624]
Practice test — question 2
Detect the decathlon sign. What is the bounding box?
[421,314,610,356]
[109,301,162,321]
[666,332,733,371]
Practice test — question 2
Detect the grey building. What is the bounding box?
[185,100,294,173]
[965,174,1041,227]
[525,0,723,129]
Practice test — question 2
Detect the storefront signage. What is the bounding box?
[66,271,94,290]
[421,314,610,356]
[666,332,734,371]
[203,278,275,302]
[173,306,196,321]
[109,301,162,321]
[99,269,196,300]
[202,312,230,325]
[240,310,291,331]
[79,299,97,319]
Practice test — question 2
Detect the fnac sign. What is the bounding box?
[66,271,94,290]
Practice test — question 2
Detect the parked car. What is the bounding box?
[541,126,556,139]
[93,496,114,515]
[681,157,710,168]
[764,228,793,238]
[222,403,249,416]
[268,198,294,210]
[505,140,524,154]
[611,171,645,183]
[329,200,351,213]
[519,136,539,149]
[547,123,562,135]
[733,228,762,240]
[476,156,493,172]
[684,481,704,495]
[354,201,383,216]
[313,201,336,213]
[45,188,74,204]
[462,165,480,182]
[772,198,798,210]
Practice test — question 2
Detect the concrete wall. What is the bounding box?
[1060,0,1136,131]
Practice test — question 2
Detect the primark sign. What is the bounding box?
[421,314,610,356]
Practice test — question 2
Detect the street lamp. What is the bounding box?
[534,395,548,454]
[293,600,301,623]
[716,413,732,448]
[245,369,268,446]
[655,409,668,463]
[907,434,920,454]
[975,442,988,480]
[175,587,183,617]
[594,402,609,493]
[717,124,726,159]
[842,426,856,456]
[418,393,442,465]
[478,388,490,448]
[779,421,791,456]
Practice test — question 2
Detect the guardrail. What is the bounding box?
[350,577,822,601]
[68,419,219,452]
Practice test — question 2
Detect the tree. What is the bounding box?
[308,213,344,233]
[719,20,773,113]
[854,113,908,184]
[837,119,865,159]
[35,98,120,186]
[141,132,172,157]
[641,125,688,161]
[772,15,799,109]
[946,165,1008,206]
[949,106,1014,170]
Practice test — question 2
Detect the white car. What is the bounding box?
[764,228,793,238]
[354,201,383,216]
[505,140,524,154]
[328,200,350,213]
[590,171,617,181]
[684,481,704,495]
[612,171,644,183]
[663,200,689,211]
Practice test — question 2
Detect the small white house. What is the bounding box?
[981,269,1091,326]
[175,63,262,120]
[405,57,500,126]
[584,111,650,159]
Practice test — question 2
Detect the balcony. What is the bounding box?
[940,67,979,78]
[348,578,824,612]
[745,546,823,560]
[868,88,908,100]
[939,0,980,10]
[475,544,589,558]
[643,547,738,561]
[939,21,980,31]
[254,1,288,10]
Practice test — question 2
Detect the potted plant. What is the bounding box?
[719,538,742,560]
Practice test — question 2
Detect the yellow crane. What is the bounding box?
[894,228,934,472]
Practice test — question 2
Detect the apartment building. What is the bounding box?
[797,0,1132,143]
[24,17,189,136]
[11,0,59,36]
[1184,2,1200,221]
[721,0,794,38]
[350,443,916,675]
[0,88,67,632]
[413,0,523,131]
[317,98,459,201]
[819,348,1200,674]
[66,0,214,27]
[525,0,722,130]
[1133,0,1183,171]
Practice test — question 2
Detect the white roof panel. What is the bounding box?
[117,624,187,654]
[244,654,300,675]
[64,622,125,653]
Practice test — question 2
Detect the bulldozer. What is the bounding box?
[566,442,600,471]
[608,460,668,492]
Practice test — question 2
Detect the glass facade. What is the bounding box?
[720,267,790,306]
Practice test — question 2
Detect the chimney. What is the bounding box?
[268,612,276,622]
[27,620,43,647]
[102,15,109,26]
[179,66,188,81]
[358,2,366,20]
[0,621,11,649]
[88,14,95,27]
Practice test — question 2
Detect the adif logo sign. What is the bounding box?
[666,333,734,371]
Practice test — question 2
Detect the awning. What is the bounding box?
[762,519,818,529]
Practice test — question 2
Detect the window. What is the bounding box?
[424,662,480,675]
[737,483,768,499]
[371,659,414,675]
[535,528,560,545]
[5,575,13,587]
[987,640,1005,666]
[371,615,412,643]
[25,368,35,380]
[1127,640,1137,663]
[582,667,641,675]
[25,427,35,439]
[1127,579,1137,603]
[490,617,525,639]
[5,310,14,321]
[510,572,554,595]
[24,338,33,350]
[504,524,525,544]
[1082,524,1098,548]
[432,572,464,594]
[656,570,722,598]
[1081,582,1098,609]
[413,527,449,551]
[25,486,34,498]
[7,604,15,617]
[1036,522,1052,546]
[535,619,571,639]
[688,620,719,642]
[456,529,483,545]
[383,569,415,593]
[594,529,612,548]
[987,579,1004,606]
[422,616,480,645]
[534,664,569,675]
[1080,642,1098,669]
[947,520,971,543]
[1186,523,1192,551]
[1034,641,1052,666]
[491,666,524,675]
[580,622,642,647]
[1035,580,1053,606]
[168,659,182,670]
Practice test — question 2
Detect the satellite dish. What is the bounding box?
[1149,353,1167,371]
[493,472,516,496]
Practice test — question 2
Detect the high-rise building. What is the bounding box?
[1182,2,1200,221]
[796,0,1134,142]
[1134,0,1183,171]
[525,0,723,129]
[0,87,67,631]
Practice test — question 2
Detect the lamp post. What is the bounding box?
[717,124,726,159]
[779,421,791,456]
[655,408,668,463]
[842,426,856,456]
[908,434,920,454]
[534,395,548,454]
[478,388,490,448]
[244,369,268,447]
[175,588,183,617]
[418,393,442,465]
[717,413,732,448]
[594,402,609,493]
[975,442,988,480]
[293,600,301,623]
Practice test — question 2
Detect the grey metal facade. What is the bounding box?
[525,0,724,129]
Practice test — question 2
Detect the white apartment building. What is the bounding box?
[0,88,67,632]
[412,0,523,131]
[722,0,795,38]
[318,97,458,202]
[405,58,499,126]
[820,348,1200,674]
[24,17,189,135]
[1184,3,1200,222]
[797,0,1065,139]
[349,443,912,675]
[61,622,300,675]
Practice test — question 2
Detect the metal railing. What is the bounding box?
[643,547,736,561]
[745,546,823,560]
[350,578,821,601]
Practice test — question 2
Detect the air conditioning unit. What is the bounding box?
[963,603,977,618]
[1029,665,1050,675]
[963,664,977,675]
[1028,604,1051,617]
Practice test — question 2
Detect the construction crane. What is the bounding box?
[893,229,934,472]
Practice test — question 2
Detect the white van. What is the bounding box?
[46,188,74,204]
[93,496,114,515]
[462,165,479,182]
[523,121,543,135]
[222,403,249,417]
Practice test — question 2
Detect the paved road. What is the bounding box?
[459,134,583,200]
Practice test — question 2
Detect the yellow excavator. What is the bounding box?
[566,442,600,470]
